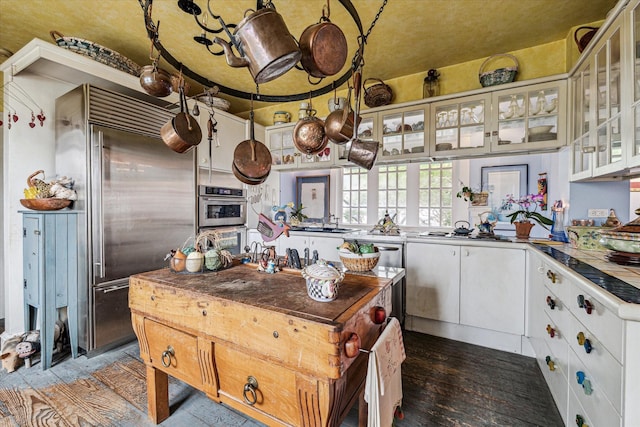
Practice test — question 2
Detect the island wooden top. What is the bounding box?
[129,263,396,325]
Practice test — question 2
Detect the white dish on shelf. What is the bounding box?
[528,125,553,135]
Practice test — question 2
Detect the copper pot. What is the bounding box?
[139,63,173,97]
[161,88,202,153]
[348,139,379,170]
[293,115,328,155]
[299,21,347,78]
[213,7,301,84]
[232,114,272,185]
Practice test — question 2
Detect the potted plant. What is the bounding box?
[502,193,553,238]
[456,185,488,206]
[287,202,308,226]
[456,185,475,202]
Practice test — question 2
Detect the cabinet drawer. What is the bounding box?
[568,347,621,427]
[533,341,568,424]
[144,319,203,387]
[215,344,300,426]
[540,311,569,375]
[564,279,623,363]
[568,387,595,427]
[568,312,622,414]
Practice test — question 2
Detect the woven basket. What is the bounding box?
[339,252,380,272]
[363,78,393,108]
[479,54,518,87]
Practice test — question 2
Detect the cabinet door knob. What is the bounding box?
[371,306,387,324]
[161,345,175,367]
[546,324,556,338]
[545,355,556,371]
[577,294,593,314]
[546,270,556,283]
[575,414,589,427]
[576,331,585,345]
[583,338,592,354]
[243,376,259,406]
[344,332,361,358]
[546,296,556,310]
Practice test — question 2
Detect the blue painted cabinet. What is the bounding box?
[22,211,79,369]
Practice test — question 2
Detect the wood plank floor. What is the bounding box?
[0,330,563,426]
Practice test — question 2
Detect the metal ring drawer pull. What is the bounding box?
[161,345,175,367]
[243,376,259,406]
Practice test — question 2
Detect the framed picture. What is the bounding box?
[481,164,528,223]
[296,175,330,222]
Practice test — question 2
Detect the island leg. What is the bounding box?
[358,388,368,427]
[146,365,170,423]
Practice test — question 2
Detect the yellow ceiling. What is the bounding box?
[0,0,618,114]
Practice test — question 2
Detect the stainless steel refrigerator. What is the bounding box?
[55,85,196,354]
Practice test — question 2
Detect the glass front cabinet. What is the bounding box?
[490,81,566,153]
[266,123,334,170]
[629,0,640,168]
[378,105,427,159]
[570,8,628,180]
[430,94,489,157]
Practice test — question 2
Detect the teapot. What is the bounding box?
[477,211,497,235]
[453,220,474,236]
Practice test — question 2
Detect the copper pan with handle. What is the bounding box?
[232,111,272,185]
[161,87,202,153]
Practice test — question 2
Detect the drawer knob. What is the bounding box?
[576,295,593,314]
[575,414,589,427]
[344,332,361,358]
[161,345,175,368]
[371,306,387,324]
[546,270,557,283]
[576,331,585,345]
[583,338,592,354]
[243,376,259,406]
[546,296,556,310]
[546,324,556,338]
[576,370,585,384]
[545,355,556,371]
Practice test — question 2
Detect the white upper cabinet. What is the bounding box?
[196,110,247,173]
[265,122,335,170]
[430,94,489,157]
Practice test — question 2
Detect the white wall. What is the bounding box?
[3,74,75,334]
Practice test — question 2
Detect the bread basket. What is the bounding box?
[339,251,380,272]
[363,78,393,108]
[479,53,518,87]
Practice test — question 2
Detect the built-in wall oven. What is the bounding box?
[198,186,247,254]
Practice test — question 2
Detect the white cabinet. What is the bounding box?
[265,123,334,170]
[280,234,342,262]
[196,110,247,173]
[406,241,526,336]
[459,246,526,334]
[406,242,460,324]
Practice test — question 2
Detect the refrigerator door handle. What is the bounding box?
[100,283,130,293]
[92,127,105,279]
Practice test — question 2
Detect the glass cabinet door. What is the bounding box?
[431,95,487,156]
[267,125,296,168]
[630,1,640,165]
[570,62,593,179]
[593,25,623,174]
[379,106,426,159]
[491,82,565,153]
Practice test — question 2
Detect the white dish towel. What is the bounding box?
[364,317,406,427]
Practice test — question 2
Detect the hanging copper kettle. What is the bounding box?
[213,7,301,84]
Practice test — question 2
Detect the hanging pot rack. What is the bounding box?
[138,0,387,103]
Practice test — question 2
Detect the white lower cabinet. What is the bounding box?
[281,234,342,262]
[459,246,525,334]
[406,241,526,351]
[406,242,460,323]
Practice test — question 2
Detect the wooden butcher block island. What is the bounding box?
[129,262,400,427]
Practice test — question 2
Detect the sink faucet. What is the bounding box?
[328,213,339,228]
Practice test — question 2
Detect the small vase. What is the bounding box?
[514,221,535,239]
[290,216,301,227]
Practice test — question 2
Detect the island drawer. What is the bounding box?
[144,319,204,388]
[214,344,301,426]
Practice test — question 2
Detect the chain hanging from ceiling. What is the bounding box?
[138,0,387,103]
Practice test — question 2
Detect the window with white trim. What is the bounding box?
[418,161,453,227]
[378,165,407,225]
[341,166,368,224]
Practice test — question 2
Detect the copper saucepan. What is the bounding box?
[232,112,272,184]
[299,17,347,78]
[161,88,202,153]
[325,87,360,144]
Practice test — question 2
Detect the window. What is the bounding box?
[342,166,368,224]
[418,162,453,227]
[378,165,407,225]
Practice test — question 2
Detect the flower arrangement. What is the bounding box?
[502,193,553,229]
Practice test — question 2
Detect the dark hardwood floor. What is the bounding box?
[0,330,563,426]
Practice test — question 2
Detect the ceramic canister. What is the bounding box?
[273,111,291,125]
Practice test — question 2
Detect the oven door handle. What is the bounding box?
[377,246,400,251]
